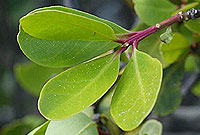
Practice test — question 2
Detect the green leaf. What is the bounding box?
[97,85,116,114]
[111,49,162,131]
[139,33,169,68]
[133,0,177,25]
[125,128,141,135]
[135,22,169,68]
[18,27,120,68]
[125,119,162,135]
[192,80,200,98]
[160,33,190,64]
[139,119,162,135]
[39,54,120,120]
[82,107,94,119]
[28,121,50,135]
[101,111,121,135]
[1,115,43,135]
[132,21,149,31]
[120,51,130,63]
[171,2,200,16]
[179,24,193,44]
[160,26,173,44]
[185,19,200,34]
[193,33,200,43]
[29,6,129,34]
[154,61,184,116]
[45,113,98,135]
[14,62,63,96]
[185,54,200,72]
[20,10,116,41]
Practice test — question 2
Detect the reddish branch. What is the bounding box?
[181,0,187,5]
[98,127,109,135]
[115,8,200,54]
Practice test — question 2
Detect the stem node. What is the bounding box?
[115,8,200,55]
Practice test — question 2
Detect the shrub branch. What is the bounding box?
[115,8,200,54]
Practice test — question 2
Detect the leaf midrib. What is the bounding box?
[65,56,116,102]
[50,55,118,114]
[22,10,116,41]
[133,51,147,104]
[77,122,96,135]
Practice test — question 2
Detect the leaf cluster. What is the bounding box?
[13,0,200,134]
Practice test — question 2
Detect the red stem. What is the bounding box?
[117,14,181,45]
[115,8,200,55]
[116,14,182,54]
[98,128,109,135]
[116,47,127,55]
[182,0,187,5]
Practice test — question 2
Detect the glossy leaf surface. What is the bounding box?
[18,27,120,68]
[81,107,94,119]
[171,2,200,16]
[154,61,184,116]
[125,119,162,135]
[139,33,168,68]
[20,10,116,40]
[14,62,63,96]
[29,6,129,34]
[139,119,162,135]
[28,121,50,135]
[160,33,190,64]
[111,49,162,131]
[185,19,200,34]
[45,113,98,135]
[39,54,120,120]
[125,128,141,135]
[135,23,169,68]
[133,0,176,25]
